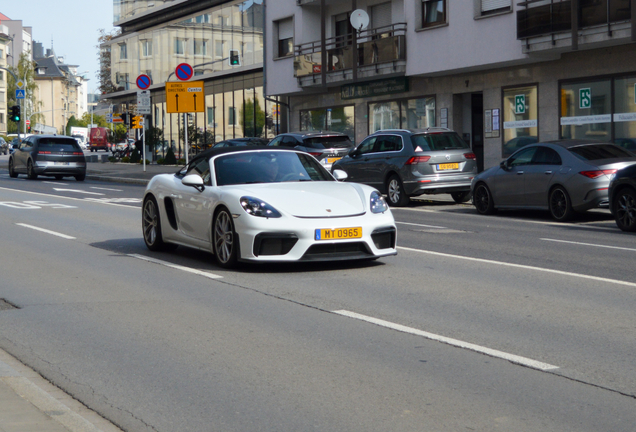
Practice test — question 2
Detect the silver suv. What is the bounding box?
[332,128,478,206]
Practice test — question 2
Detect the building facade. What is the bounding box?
[106,0,283,157]
[266,0,636,171]
[0,24,10,135]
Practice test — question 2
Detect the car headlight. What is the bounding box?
[370,191,388,214]
[240,196,281,218]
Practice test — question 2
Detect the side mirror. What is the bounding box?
[500,160,509,171]
[332,169,348,181]
[349,148,360,157]
[182,174,205,191]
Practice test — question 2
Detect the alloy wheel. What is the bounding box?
[388,179,401,204]
[214,210,234,264]
[616,191,636,230]
[550,189,567,219]
[143,199,158,246]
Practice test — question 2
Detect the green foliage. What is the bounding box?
[177,158,186,165]
[108,156,117,163]
[77,112,109,128]
[164,148,177,165]
[6,52,43,134]
[157,158,165,165]
[113,124,127,142]
[121,156,130,163]
[66,116,81,135]
[130,149,141,163]
[240,98,266,137]
[145,127,163,152]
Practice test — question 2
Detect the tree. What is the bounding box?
[240,98,266,137]
[97,29,119,96]
[66,116,81,135]
[113,124,127,142]
[6,52,43,133]
[77,112,109,128]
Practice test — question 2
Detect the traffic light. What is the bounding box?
[132,116,143,129]
[9,105,21,123]
[120,113,129,124]
[229,49,240,66]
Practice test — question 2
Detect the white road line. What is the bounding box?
[398,246,636,288]
[541,238,636,252]
[43,182,69,186]
[90,187,123,192]
[53,188,104,195]
[129,254,223,279]
[0,186,138,208]
[395,221,447,229]
[333,310,559,371]
[16,223,76,240]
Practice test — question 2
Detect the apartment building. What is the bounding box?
[266,0,636,171]
[0,24,10,135]
[106,0,282,154]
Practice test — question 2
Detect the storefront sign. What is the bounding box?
[560,114,611,126]
[515,95,526,114]
[341,77,409,100]
[613,112,636,122]
[579,88,591,109]
[504,119,538,129]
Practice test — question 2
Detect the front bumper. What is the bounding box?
[236,212,397,262]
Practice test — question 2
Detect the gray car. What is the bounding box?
[267,131,355,171]
[472,140,636,221]
[9,135,87,181]
[332,128,478,206]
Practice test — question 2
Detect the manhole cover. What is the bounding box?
[0,299,18,311]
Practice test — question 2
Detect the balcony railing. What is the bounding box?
[517,0,632,39]
[294,23,406,79]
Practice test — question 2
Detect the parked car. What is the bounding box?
[142,147,397,268]
[472,140,636,221]
[609,164,636,231]
[332,128,477,206]
[267,131,355,171]
[8,135,87,181]
[0,137,7,155]
[213,137,269,148]
[613,138,636,152]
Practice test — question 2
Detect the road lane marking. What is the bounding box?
[85,198,142,204]
[53,188,104,195]
[16,223,76,240]
[130,254,223,279]
[541,238,636,252]
[43,182,69,186]
[0,186,138,208]
[90,187,123,192]
[398,246,636,288]
[333,310,559,371]
[395,221,447,229]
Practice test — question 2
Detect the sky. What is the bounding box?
[1,1,116,93]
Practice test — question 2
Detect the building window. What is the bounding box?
[194,39,208,56]
[141,40,152,57]
[369,96,436,133]
[175,38,187,55]
[0,71,3,81]
[502,85,539,157]
[207,107,215,127]
[276,18,294,58]
[215,40,225,59]
[228,107,236,125]
[480,0,511,16]
[560,80,611,142]
[422,0,446,28]
[119,43,127,60]
[300,106,355,140]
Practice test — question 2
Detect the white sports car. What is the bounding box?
[142,147,397,268]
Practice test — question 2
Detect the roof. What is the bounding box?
[0,13,11,21]
[189,145,300,166]
[285,131,350,138]
[541,139,612,149]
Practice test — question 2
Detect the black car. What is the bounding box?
[267,131,355,171]
[8,135,87,181]
[332,128,478,206]
[213,137,269,148]
[609,164,636,231]
[0,137,6,155]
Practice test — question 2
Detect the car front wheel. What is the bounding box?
[614,187,636,232]
[386,175,410,207]
[549,186,574,222]
[213,207,238,268]
[473,183,495,215]
[142,196,173,251]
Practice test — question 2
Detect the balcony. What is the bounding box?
[293,23,406,88]
[517,0,634,54]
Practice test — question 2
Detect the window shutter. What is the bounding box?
[371,2,392,30]
[278,19,293,40]
[481,0,511,12]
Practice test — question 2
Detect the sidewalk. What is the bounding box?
[0,348,122,432]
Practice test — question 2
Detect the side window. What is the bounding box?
[20,138,33,150]
[186,158,211,185]
[532,147,562,166]
[356,137,377,155]
[268,137,283,147]
[508,147,536,167]
[377,136,402,153]
[281,136,298,147]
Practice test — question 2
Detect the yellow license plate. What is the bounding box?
[438,163,459,170]
[326,157,342,164]
[315,227,362,240]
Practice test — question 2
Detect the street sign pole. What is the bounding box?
[184,113,189,165]
[143,117,146,172]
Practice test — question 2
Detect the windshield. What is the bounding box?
[569,144,635,161]
[411,132,469,151]
[302,136,354,149]
[215,151,334,186]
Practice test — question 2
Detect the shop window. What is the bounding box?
[370,101,400,132]
[276,18,294,58]
[228,107,237,126]
[560,80,611,142]
[401,97,436,129]
[300,106,355,140]
[422,0,446,28]
[502,85,538,157]
[613,76,636,150]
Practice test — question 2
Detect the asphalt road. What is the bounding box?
[0,173,635,432]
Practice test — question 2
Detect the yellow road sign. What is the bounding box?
[166,81,205,113]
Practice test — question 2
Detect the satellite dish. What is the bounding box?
[350,9,369,32]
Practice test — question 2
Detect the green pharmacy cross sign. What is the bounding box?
[515,95,526,114]
[579,88,591,109]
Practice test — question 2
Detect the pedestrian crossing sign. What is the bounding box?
[15,89,26,99]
